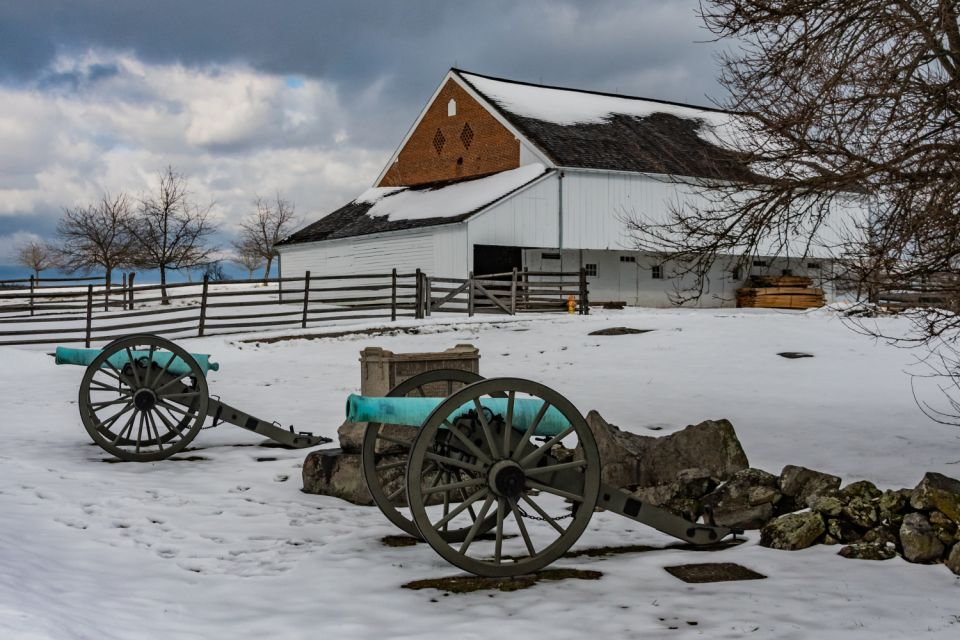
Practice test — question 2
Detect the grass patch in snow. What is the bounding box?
[402,568,603,593]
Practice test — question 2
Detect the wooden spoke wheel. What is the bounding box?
[405,378,600,577]
[78,335,209,462]
[361,369,498,541]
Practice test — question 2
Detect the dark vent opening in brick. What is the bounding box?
[432,129,446,155]
[460,123,474,149]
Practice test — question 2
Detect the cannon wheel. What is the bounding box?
[79,335,209,462]
[405,378,601,577]
[362,369,497,541]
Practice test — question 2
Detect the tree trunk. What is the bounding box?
[160,266,169,305]
[263,256,273,283]
[105,266,113,311]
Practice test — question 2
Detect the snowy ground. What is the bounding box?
[1,307,959,639]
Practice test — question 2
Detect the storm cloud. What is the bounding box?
[0,0,727,261]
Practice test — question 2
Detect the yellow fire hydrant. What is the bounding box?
[567,295,576,315]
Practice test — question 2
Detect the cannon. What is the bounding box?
[56,334,331,461]
[350,378,742,577]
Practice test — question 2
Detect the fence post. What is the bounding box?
[29,275,35,317]
[424,276,432,317]
[468,271,475,317]
[391,268,397,322]
[579,267,589,315]
[414,268,423,319]
[198,275,209,337]
[85,285,93,347]
[522,267,529,307]
[510,268,518,315]
[128,273,136,310]
[301,270,311,329]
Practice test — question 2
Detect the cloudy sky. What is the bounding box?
[0,0,727,262]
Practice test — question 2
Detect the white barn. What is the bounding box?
[277,69,849,306]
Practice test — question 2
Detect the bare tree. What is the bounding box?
[235,193,297,282]
[57,192,136,296]
[126,166,217,304]
[232,239,264,280]
[627,0,960,423]
[16,240,59,279]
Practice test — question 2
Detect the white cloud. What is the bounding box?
[0,49,389,260]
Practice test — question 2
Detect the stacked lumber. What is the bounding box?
[736,275,825,310]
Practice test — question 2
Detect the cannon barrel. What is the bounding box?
[345,394,570,436]
[54,346,219,377]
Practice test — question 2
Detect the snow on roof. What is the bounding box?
[458,70,730,129]
[364,163,547,222]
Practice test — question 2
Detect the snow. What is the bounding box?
[2,308,960,638]
[360,163,547,222]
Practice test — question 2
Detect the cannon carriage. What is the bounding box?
[58,334,741,577]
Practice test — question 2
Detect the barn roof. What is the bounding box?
[454,69,754,182]
[278,164,551,245]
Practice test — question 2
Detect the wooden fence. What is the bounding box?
[0,269,589,347]
[427,269,589,315]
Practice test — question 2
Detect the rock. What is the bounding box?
[336,421,366,454]
[910,472,960,523]
[588,327,651,335]
[928,511,958,546]
[702,468,781,529]
[302,449,373,506]
[900,512,946,563]
[337,420,413,455]
[808,495,844,517]
[947,544,960,576]
[827,518,862,544]
[760,512,825,550]
[838,542,897,561]
[839,480,882,503]
[779,465,841,509]
[842,497,878,529]
[584,411,749,489]
[823,534,840,545]
[878,489,911,523]
[861,526,898,547]
[631,472,716,521]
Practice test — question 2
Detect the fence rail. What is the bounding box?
[0,268,589,347]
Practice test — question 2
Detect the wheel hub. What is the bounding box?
[133,388,157,411]
[489,460,526,498]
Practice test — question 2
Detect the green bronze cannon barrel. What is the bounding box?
[345,393,570,436]
[54,346,220,377]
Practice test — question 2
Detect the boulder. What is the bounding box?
[701,468,781,529]
[878,489,911,525]
[827,518,862,544]
[910,472,960,523]
[861,526,898,547]
[899,512,945,563]
[839,480,882,503]
[779,465,842,509]
[630,470,717,521]
[947,544,960,576]
[808,495,843,518]
[584,411,749,489]
[302,449,373,505]
[838,542,897,561]
[927,511,958,546]
[760,512,825,550]
[336,420,413,455]
[842,497,878,529]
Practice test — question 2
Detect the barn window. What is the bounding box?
[619,255,636,263]
[541,252,561,260]
[731,267,741,280]
[432,129,446,155]
[752,260,767,268]
[460,123,474,149]
[651,265,662,279]
[807,262,821,269]
[585,263,598,276]
[448,98,456,117]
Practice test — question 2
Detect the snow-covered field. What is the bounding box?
[1,308,959,639]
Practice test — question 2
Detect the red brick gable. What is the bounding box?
[378,79,520,187]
